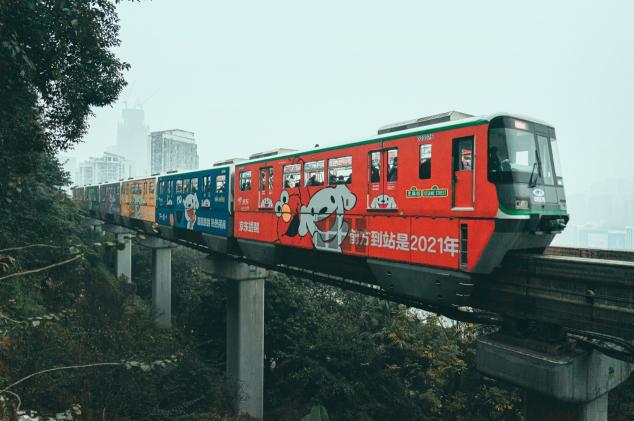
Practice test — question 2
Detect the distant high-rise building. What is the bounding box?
[107,105,149,176]
[149,129,199,175]
[77,152,134,185]
[57,155,78,185]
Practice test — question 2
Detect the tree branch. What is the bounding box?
[0,254,82,282]
[0,362,123,394]
[1,389,22,412]
[0,244,65,253]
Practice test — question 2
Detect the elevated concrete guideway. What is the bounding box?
[477,334,633,421]
[88,216,634,421]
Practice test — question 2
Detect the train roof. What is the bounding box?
[155,165,232,180]
[236,112,555,167]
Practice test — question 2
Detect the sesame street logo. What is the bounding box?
[406,185,448,198]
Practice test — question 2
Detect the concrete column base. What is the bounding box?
[103,225,135,283]
[137,237,177,329]
[85,218,104,234]
[202,257,267,420]
[477,333,633,421]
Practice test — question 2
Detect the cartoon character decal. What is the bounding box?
[260,197,274,209]
[369,194,397,210]
[298,185,356,252]
[133,196,143,218]
[183,193,199,230]
[272,183,357,252]
[274,190,307,245]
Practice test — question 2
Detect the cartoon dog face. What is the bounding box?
[298,185,356,252]
[183,193,199,229]
[370,194,397,210]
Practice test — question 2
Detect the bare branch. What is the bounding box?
[0,312,26,325]
[1,389,22,412]
[0,362,123,394]
[0,254,82,282]
[0,244,66,253]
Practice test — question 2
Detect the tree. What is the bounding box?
[0,0,129,157]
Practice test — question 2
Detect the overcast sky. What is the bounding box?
[72,0,634,199]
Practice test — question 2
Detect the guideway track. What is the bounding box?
[470,247,634,342]
[124,225,634,359]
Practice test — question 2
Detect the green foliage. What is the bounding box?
[300,405,329,421]
[261,274,523,420]
[0,0,129,156]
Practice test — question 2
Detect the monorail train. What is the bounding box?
[72,112,569,306]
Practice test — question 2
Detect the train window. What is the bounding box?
[191,177,198,193]
[183,179,191,194]
[369,151,380,183]
[304,160,324,186]
[150,181,155,194]
[328,156,352,185]
[454,140,473,171]
[202,176,210,193]
[240,171,252,191]
[387,148,398,182]
[536,135,555,185]
[144,182,148,194]
[167,180,173,196]
[260,168,267,191]
[283,164,301,188]
[259,167,274,191]
[419,144,432,179]
[176,179,183,194]
[550,137,564,186]
[216,174,226,193]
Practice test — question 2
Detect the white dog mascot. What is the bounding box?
[298,184,357,252]
[183,193,199,230]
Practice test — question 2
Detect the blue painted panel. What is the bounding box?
[156,167,230,237]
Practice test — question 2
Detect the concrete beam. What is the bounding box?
[202,257,267,420]
[477,333,633,420]
[84,218,104,234]
[137,237,177,329]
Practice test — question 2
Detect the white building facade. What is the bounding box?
[77,152,134,185]
[149,129,199,175]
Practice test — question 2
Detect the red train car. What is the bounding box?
[233,112,569,305]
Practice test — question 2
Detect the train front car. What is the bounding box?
[475,115,569,272]
[233,112,568,307]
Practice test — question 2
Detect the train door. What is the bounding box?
[452,136,474,209]
[368,150,381,208]
[258,167,274,209]
[367,147,398,210]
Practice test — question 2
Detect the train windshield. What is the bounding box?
[488,118,563,186]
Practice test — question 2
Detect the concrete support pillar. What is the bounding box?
[202,257,267,420]
[137,237,177,329]
[103,225,134,283]
[477,333,633,421]
[116,233,132,282]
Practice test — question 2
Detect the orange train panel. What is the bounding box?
[120,177,157,223]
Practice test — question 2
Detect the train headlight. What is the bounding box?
[514,198,529,210]
[559,200,567,211]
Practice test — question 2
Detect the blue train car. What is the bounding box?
[156,167,232,251]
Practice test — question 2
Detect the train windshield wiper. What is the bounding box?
[528,162,538,187]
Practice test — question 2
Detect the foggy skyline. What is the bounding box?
[71,0,634,202]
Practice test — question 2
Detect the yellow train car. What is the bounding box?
[120,177,157,229]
